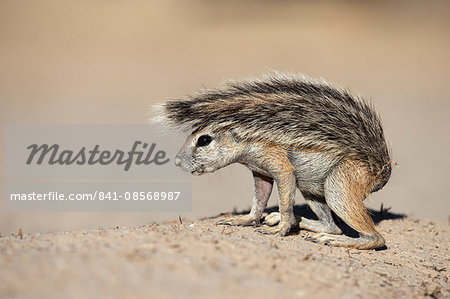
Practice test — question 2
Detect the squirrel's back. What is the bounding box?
[159,72,391,178]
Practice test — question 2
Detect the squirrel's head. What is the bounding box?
[174,128,242,175]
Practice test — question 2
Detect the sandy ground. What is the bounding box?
[1,210,448,299]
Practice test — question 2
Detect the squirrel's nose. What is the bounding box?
[174,155,181,167]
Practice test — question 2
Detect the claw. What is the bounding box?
[216,215,260,227]
[255,227,276,235]
[242,220,260,227]
[216,220,232,226]
[304,236,319,243]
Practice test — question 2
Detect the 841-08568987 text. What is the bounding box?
[98,191,181,201]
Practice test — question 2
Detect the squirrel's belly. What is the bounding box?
[288,150,338,196]
[241,150,338,196]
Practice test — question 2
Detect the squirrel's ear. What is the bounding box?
[229,130,243,142]
[147,103,168,124]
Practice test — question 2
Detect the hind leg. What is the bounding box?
[309,161,385,250]
[299,193,342,235]
[263,194,341,234]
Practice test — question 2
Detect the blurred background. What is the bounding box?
[1,0,449,234]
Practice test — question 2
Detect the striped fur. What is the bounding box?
[154,72,391,180]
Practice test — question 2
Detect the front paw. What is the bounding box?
[216,215,259,227]
[255,221,292,236]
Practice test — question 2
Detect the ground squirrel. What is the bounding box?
[153,72,393,250]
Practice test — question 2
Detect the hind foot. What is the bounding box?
[216,214,261,227]
[306,232,385,250]
[263,212,281,226]
[299,217,342,235]
[263,212,301,226]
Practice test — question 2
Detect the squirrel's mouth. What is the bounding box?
[191,164,206,175]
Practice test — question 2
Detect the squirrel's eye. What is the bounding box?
[196,135,213,147]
